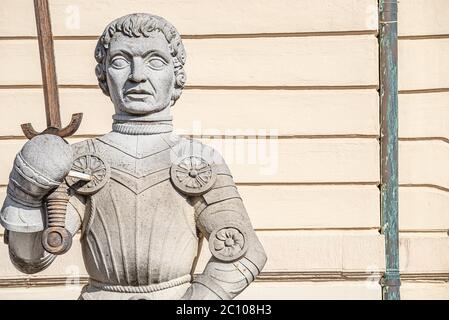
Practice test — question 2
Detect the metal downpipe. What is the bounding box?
[379,0,400,300]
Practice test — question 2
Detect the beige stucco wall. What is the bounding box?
[0,0,447,299]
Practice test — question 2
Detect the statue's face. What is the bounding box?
[106,31,175,115]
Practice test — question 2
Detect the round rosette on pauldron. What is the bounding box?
[65,153,110,195]
[170,156,217,196]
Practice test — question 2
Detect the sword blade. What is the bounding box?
[34,0,61,129]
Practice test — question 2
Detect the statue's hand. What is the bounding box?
[9,134,73,202]
[1,134,73,233]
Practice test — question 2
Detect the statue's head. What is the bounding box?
[95,13,186,116]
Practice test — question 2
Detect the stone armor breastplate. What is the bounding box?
[75,136,199,287]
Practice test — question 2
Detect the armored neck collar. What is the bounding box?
[112,113,173,135]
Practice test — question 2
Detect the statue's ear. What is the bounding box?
[175,69,186,87]
[171,69,186,106]
[95,42,109,96]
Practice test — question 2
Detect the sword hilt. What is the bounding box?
[21,113,83,139]
[41,183,72,255]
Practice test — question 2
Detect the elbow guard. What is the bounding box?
[9,247,55,274]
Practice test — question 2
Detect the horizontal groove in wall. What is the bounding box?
[235,182,379,187]
[0,85,44,89]
[0,36,37,40]
[0,229,381,239]
[400,184,449,193]
[0,85,379,91]
[11,226,443,235]
[399,34,449,40]
[401,273,449,282]
[183,30,378,39]
[257,272,382,282]
[52,182,405,193]
[399,230,449,234]
[254,227,380,232]
[191,134,379,139]
[259,273,449,282]
[399,88,449,94]
[0,30,378,41]
[0,272,382,288]
[0,227,383,240]
[1,272,448,288]
[0,182,380,189]
[189,85,380,90]
[0,134,380,140]
[399,137,449,145]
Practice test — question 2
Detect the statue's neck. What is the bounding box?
[112,112,173,135]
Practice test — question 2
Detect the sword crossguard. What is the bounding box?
[21,113,83,139]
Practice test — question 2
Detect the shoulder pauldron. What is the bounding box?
[170,155,219,196]
[170,154,241,206]
[66,140,111,195]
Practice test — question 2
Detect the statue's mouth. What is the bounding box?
[126,93,151,100]
[125,88,153,100]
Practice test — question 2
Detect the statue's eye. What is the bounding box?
[147,57,167,70]
[111,57,129,69]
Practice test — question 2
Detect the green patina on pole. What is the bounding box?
[379,0,400,300]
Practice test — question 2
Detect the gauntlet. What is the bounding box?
[0,134,73,233]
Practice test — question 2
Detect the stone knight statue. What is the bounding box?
[0,13,267,299]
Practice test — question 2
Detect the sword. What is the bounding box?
[21,0,83,139]
[24,0,84,255]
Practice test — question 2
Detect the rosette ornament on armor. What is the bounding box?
[66,153,110,195]
[170,156,217,196]
[209,223,248,262]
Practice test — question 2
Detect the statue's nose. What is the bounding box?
[129,58,146,83]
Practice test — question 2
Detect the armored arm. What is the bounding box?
[7,198,83,274]
[0,135,80,274]
[178,155,267,300]
[185,200,266,300]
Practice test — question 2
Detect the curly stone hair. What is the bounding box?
[94,13,187,106]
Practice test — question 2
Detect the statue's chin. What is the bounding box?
[118,101,168,115]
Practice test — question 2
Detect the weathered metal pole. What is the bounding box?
[379,0,400,300]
